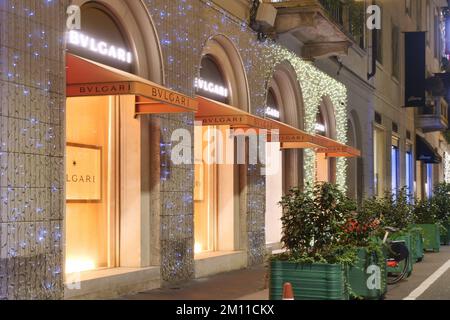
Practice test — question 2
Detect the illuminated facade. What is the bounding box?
[3,0,448,301]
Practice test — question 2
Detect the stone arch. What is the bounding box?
[199,34,250,110]
[267,61,305,191]
[268,61,304,129]
[71,0,164,83]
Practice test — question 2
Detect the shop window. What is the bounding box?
[196,55,229,104]
[391,137,400,196]
[194,127,217,253]
[68,3,133,73]
[66,96,118,273]
[194,55,235,255]
[374,127,386,197]
[425,163,433,198]
[316,107,334,183]
[406,145,414,203]
[265,88,283,247]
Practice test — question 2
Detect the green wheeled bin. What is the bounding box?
[269,261,349,300]
[348,248,387,300]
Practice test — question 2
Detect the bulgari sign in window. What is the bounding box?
[195,55,229,103]
[66,3,134,73]
[265,89,280,120]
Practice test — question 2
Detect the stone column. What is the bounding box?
[0,0,68,300]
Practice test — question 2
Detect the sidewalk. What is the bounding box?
[121,246,450,300]
[121,265,268,300]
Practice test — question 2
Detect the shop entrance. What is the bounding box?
[65,95,123,273]
[64,54,197,275]
[264,89,283,248]
[194,125,235,254]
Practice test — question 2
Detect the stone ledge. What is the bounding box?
[194,251,247,279]
[64,267,161,300]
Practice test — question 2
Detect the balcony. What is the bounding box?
[416,98,449,133]
[267,0,365,59]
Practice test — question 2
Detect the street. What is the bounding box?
[121,247,450,301]
[387,246,450,300]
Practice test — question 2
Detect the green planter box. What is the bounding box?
[386,233,414,277]
[413,224,440,252]
[348,248,387,300]
[269,261,348,300]
[408,227,424,263]
[441,222,450,246]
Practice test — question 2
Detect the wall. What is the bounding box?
[0,0,68,299]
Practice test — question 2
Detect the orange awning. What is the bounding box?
[266,119,321,149]
[314,135,361,158]
[66,54,198,115]
[195,96,269,130]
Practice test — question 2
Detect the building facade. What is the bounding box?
[0,0,449,300]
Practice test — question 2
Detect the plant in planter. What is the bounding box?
[413,199,441,252]
[362,188,415,276]
[341,208,387,300]
[269,183,356,300]
[432,183,450,245]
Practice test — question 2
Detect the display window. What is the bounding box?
[194,56,236,254]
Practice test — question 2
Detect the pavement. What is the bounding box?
[121,265,268,300]
[121,246,450,300]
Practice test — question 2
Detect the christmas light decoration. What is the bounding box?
[262,44,349,191]
[444,152,450,183]
[1,0,352,296]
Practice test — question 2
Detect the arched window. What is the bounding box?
[68,3,134,73]
[196,55,229,104]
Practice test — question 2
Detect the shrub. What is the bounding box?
[361,187,413,231]
[432,182,450,224]
[278,183,356,264]
[413,199,438,224]
[341,208,383,247]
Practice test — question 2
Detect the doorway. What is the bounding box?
[65,95,120,273]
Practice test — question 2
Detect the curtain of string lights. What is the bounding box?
[444,152,450,183]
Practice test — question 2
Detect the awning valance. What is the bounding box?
[66,54,198,114]
[195,96,269,130]
[417,135,442,164]
[314,135,361,158]
[265,119,321,149]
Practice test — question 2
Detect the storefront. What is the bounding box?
[64,2,197,299]
[416,135,442,199]
[192,38,266,277]
[264,63,306,251]
[315,98,338,183]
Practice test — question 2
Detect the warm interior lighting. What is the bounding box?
[65,258,96,274]
[194,243,203,254]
